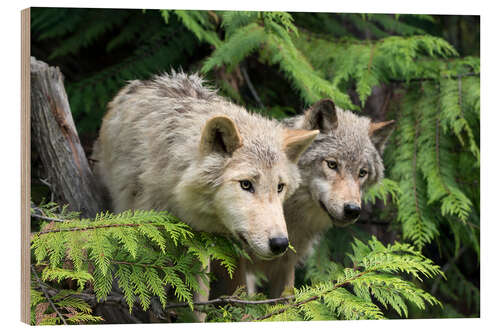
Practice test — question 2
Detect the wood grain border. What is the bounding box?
[21,7,31,325]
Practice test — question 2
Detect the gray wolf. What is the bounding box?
[91,71,319,317]
[212,99,395,298]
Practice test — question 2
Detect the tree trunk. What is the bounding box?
[30,57,105,218]
[30,57,146,324]
[29,57,168,324]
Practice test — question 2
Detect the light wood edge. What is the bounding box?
[21,7,31,325]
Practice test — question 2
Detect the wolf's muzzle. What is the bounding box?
[319,200,359,226]
[343,203,361,220]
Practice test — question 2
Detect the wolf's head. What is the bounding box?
[292,99,395,227]
[197,115,318,259]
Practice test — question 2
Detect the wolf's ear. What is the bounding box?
[283,129,319,163]
[200,116,243,155]
[303,99,338,133]
[369,120,396,154]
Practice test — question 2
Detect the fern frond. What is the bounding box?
[439,78,480,161]
[173,10,221,47]
[364,178,401,205]
[202,23,267,73]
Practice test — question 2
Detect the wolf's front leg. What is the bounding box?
[244,271,257,295]
[269,262,295,298]
[193,261,211,322]
[280,265,295,297]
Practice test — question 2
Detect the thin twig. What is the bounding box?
[164,295,295,310]
[251,270,370,321]
[31,203,69,222]
[39,178,55,202]
[31,213,66,223]
[31,265,68,325]
[39,178,53,189]
[241,65,265,109]
[41,286,294,310]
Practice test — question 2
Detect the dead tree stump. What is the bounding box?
[30,57,105,217]
[29,57,156,323]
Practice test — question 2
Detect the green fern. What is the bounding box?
[170,10,222,47]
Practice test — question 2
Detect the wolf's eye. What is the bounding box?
[277,183,285,193]
[326,160,338,170]
[240,180,254,193]
[359,169,368,178]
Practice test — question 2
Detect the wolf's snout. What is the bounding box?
[343,203,361,220]
[269,237,289,255]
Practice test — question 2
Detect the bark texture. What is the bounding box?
[30,57,105,218]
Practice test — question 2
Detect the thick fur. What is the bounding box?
[92,72,318,317]
[213,99,395,298]
[93,72,319,257]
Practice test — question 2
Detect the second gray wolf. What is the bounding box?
[213,99,395,298]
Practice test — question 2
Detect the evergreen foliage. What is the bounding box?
[32,8,202,133]
[30,287,104,325]
[30,203,442,323]
[30,205,245,319]
[204,237,442,322]
[30,8,480,322]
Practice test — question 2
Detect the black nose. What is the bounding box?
[269,237,289,255]
[344,203,361,220]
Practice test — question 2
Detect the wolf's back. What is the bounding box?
[91,71,287,218]
[91,72,221,212]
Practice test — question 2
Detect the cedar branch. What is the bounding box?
[251,270,371,321]
[31,265,68,325]
[41,287,294,309]
[31,221,158,237]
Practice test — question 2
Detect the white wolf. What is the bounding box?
[91,72,318,317]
